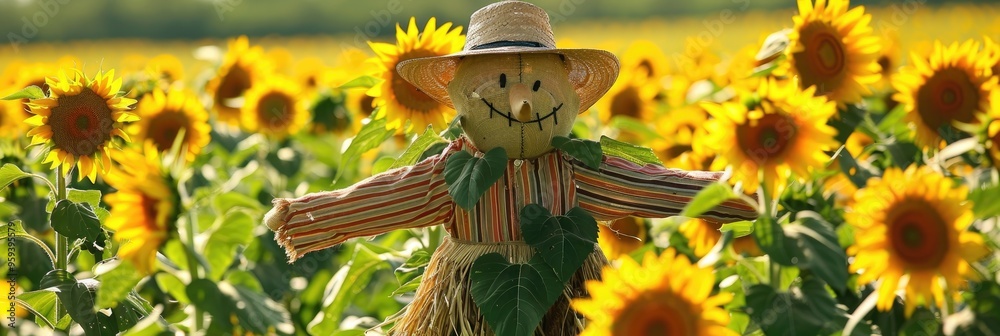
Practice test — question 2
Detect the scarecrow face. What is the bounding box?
[448,53,580,159]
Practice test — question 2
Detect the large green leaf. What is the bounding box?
[394,250,430,292]
[334,116,395,183]
[969,182,1000,220]
[154,273,190,304]
[745,277,840,336]
[470,253,561,336]
[680,182,740,218]
[17,290,68,329]
[186,279,236,333]
[53,278,115,335]
[50,199,103,243]
[308,244,389,335]
[391,125,447,169]
[720,220,754,238]
[551,136,602,170]
[204,211,256,280]
[519,204,597,282]
[599,135,662,166]
[212,191,263,215]
[111,293,155,332]
[95,260,143,309]
[784,212,848,291]
[752,214,793,265]
[832,145,877,189]
[444,147,508,210]
[1,85,45,100]
[338,75,381,89]
[227,283,295,335]
[1,163,36,191]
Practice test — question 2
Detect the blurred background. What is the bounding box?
[2,0,999,70]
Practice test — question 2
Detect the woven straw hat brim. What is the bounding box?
[397,47,620,114]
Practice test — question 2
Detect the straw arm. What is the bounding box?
[265,154,455,262]
[572,155,758,223]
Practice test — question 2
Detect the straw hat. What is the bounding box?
[397,0,620,114]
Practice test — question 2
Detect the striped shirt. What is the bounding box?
[278,138,757,257]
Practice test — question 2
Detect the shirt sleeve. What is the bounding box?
[572,155,757,223]
[269,149,454,261]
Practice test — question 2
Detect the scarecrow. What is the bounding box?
[264,1,757,334]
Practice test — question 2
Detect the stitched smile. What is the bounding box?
[480,98,563,130]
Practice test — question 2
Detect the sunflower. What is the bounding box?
[206,36,271,126]
[104,143,177,275]
[892,40,997,149]
[984,37,1000,78]
[572,249,737,336]
[988,119,1000,170]
[25,69,137,181]
[621,40,670,85]
[700,78,838,195]
[0,100,26,139]
[679,218,762,258]
[294,56,333,97]
[241,76,309,139]
[846,166,989,316]
[598,217,647,260]
[874,32,902,92]
[367,17,464,134]
[651,104,714,171]
[786,0,881,105]
[145,54,185,85]
[598,66,661,126]
[3,60,58,122]
[130,89,211,161]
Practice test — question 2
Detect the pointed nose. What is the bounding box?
[508,83,533,122]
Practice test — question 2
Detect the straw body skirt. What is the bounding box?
[388,237,608,336]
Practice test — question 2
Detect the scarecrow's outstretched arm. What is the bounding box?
[264,154,454,262]
[573,155,757,223]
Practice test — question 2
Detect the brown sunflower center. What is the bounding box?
[888,201,949,269]
[917,67,979,132]
[638,59,656,78]
[613,294,695,336]
[794,23,846,94]
[736,112,796,163]
[877,55,892,77]
[141,195,161,230]
[147,111,191,152]
[390,50,440,114]
[256,92,295,129]
[216,64,252,106]
[49,87,114,157]
[609,217,645,239]
[358,94,376,116]
[610,86,642,119]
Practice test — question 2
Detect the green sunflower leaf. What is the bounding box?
[599,135,662,166]
[338,75,381,89]
[784,212,848,292]
[519,204,598,282]
[0,163,35,191]
[443,147,508,210]
[680,182,740,219]
[470,253,561,336]
[1,85,45,100]
[391,125,447,170]
[969,182,1000,220]
[308,244,390,335]
[720,220,754,238]
[50,199,103,244]
[551,136,602,170]
[752,213,793,265]
[334,115,395,184]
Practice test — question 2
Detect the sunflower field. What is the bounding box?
[2,0,1000,335]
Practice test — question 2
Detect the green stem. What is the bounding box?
[54,167,68,319]
[761,184,781,287]
[183,212,205,331]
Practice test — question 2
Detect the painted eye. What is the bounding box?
[499,74,507,88]
[532,80,541,92]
